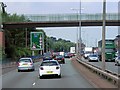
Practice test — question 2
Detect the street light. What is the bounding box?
[71,4,84,59]
[1,2,7,13]
[70,8,79,56]
[79,0,82,59]
[102,0,106,71]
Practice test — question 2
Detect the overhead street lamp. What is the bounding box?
[1,2,7,14]
[102,0,106,71]
[71,2,84,59]
[0,2,6,31]
[70,8,79,56]
[79,0,82,59]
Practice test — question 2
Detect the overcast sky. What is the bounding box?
[4,1,119,47]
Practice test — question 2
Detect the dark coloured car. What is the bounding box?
[43,55,52,60]
[54,55,65,64]
[43,53,53,60]
[64,53,71,58]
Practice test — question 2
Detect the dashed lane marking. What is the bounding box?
[32,82,36,86]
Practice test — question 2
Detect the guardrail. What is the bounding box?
[81,58,120,77]
[76,57,120,86]
[2,61,17,69]
[1,55,43,69]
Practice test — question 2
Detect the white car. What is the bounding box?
[88,54,99,62]
[115,56,120,66]
[39,60,61,78]
[18,57,35,72]
[84,52,91,59]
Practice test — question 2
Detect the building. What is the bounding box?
[0,31,5,48]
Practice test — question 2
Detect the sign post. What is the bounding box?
[30,32,44,55]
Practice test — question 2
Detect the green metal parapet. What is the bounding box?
[24,13,119,22]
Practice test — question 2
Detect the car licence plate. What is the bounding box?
[23,64,28,65]
[47,71,53,73]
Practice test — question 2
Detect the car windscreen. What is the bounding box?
[41,61,58,66]
[44,54,52,57]
[89,55,97,57]
[19,59,31,62]
[56,56,63,58]
[65,53,69,55]
[118,57,120,59]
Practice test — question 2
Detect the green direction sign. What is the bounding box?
[30,32,44,50]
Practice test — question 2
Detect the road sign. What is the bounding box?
[30,32,44,50]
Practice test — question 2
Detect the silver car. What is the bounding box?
[88,54,99,62]
[115,56,120,66]
[18,58,35,72]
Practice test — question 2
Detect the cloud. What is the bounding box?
[5,2,33,14]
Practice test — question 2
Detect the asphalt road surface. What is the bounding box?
[2,59,95,88]
[82,58,119,74]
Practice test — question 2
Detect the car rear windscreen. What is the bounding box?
[41,61,58,66]
[19,59,31,62]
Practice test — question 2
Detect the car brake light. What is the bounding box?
[30,63,33,65]
[62,58,64,60]
[56,66,59,69]
[40,67,44,70]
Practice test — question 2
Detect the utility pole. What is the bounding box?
[79,0,82,59]
[25,28,27,48]
[118,2,120,89]
[102,0,106,71]
[118,1,120,58]
[1,2,6,14]
[0,2,6,61]
[70,8,79,56]
[0,2,3,31]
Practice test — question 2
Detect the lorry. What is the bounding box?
[59,52,64,56]
[83,47,93,59]
[70,47,75,54]
[98,40,116,62]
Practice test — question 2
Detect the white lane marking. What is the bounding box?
[32,82,36,86]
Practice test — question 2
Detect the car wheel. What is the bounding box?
[58,74,61,78]
[18,70,20,72]
[40,76,43,79]
[39,75,42,79]
[115,63,117,66]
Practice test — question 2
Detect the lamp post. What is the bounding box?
[71,2,83,58]
[0,2,6,61]
[79,0,82,59]
[71,8,79,56]
[25,28,27,48]
[102,0,106,71]
[1,2,7,14]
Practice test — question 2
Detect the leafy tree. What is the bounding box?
[47,36,76,52]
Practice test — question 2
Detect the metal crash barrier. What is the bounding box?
[76,57,120,87]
